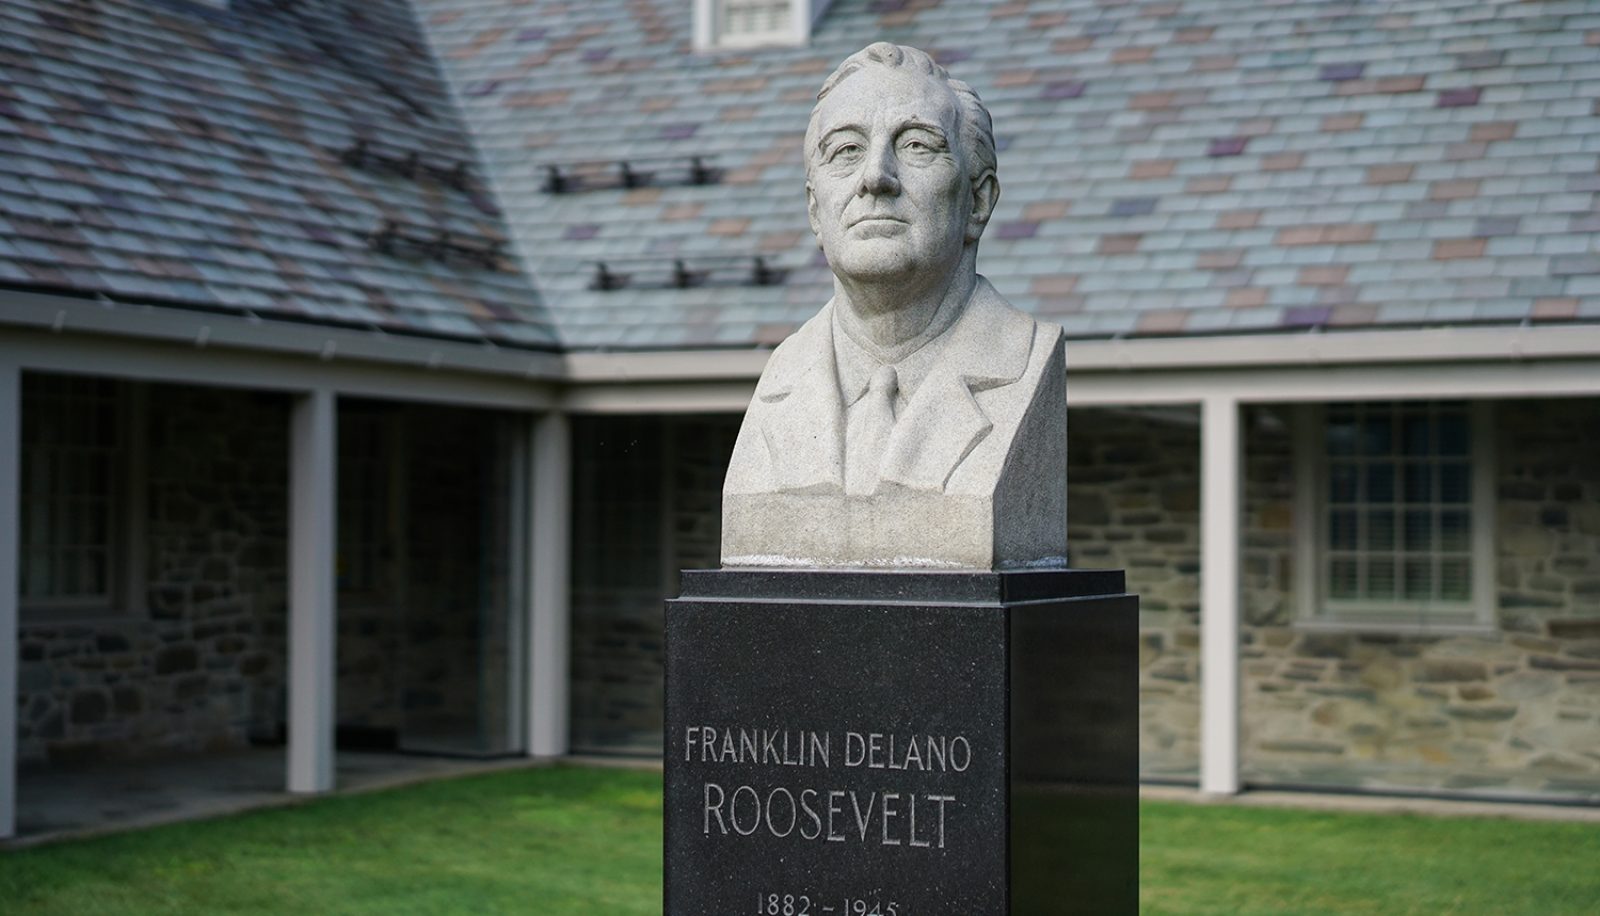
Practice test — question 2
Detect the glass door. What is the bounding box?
[394,405,522,757]
[336,399,524,759]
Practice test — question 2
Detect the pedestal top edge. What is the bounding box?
[675,567,1127,604]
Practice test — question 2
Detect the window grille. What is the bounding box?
[20,375,121,606]
[1320,401,1475,614]
[698,0,832,51]
[720,0,791,38]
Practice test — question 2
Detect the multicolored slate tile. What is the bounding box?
[5,0,1600,351]
[417,0,1600,347]
[0,0,557,347]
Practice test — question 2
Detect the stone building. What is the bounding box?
[2,0,1599,838]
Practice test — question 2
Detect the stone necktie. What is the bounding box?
[846,364,898,496]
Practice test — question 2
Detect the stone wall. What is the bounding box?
[17,382,290,766]
[1237,398,1600,799]
[1066,407,1203,781]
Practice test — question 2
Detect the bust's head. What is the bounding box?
[804,43,999,292]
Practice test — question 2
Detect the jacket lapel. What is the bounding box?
[878,373,991,492]
[879,278,1035,492]
[758,305,846,493]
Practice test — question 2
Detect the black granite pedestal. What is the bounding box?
[664,568,1138,916]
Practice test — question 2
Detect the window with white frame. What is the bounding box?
[696,0,829,50]
[1299,401,1493,628]
[19,375,126,611]
[722,0,791,38]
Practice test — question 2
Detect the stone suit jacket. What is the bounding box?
[721,276,1066,568]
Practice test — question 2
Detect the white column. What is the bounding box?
[1200,395,1242,795]
[0,362,19,838]
[527,411,571,758]
[288,389,336,794]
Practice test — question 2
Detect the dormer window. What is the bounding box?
[724,0,790,39]
[694,0,834,51]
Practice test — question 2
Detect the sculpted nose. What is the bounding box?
[856,142,900,197]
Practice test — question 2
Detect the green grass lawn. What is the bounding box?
[1140,801,1600,915]
[1,765,1596,914]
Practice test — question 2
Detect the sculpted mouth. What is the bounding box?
[848,216,907,228]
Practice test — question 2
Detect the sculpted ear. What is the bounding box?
[806,183,823,244]
[966,170,999,243]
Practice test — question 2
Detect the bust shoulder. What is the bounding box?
[752,302,836,402]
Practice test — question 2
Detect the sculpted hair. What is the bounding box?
[805,42,997,184]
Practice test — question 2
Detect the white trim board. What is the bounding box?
[1065,359,1600,407]
[0,330,558,411]
[565,326,1600,410]
[0,291,563,384]
[563,349,770,383]
[11,288,1600,385]
[562,359,1600,414]
[561,324,1600,383]
[1067,325,1600,373]
[7,289,1600,413]
[14,332,1594,416]
[560,381,758,414]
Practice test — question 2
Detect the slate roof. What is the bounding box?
[418,0,1600,349]
[0,0,557,347]
[4,1,1597,354]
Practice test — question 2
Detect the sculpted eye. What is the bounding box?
[898,133,943,158]
[829,142,863,164]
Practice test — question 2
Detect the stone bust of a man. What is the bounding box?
[721,42,1066,569]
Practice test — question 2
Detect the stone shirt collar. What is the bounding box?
[831,307,949,412]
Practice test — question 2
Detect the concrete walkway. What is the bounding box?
[5,748,548,849]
